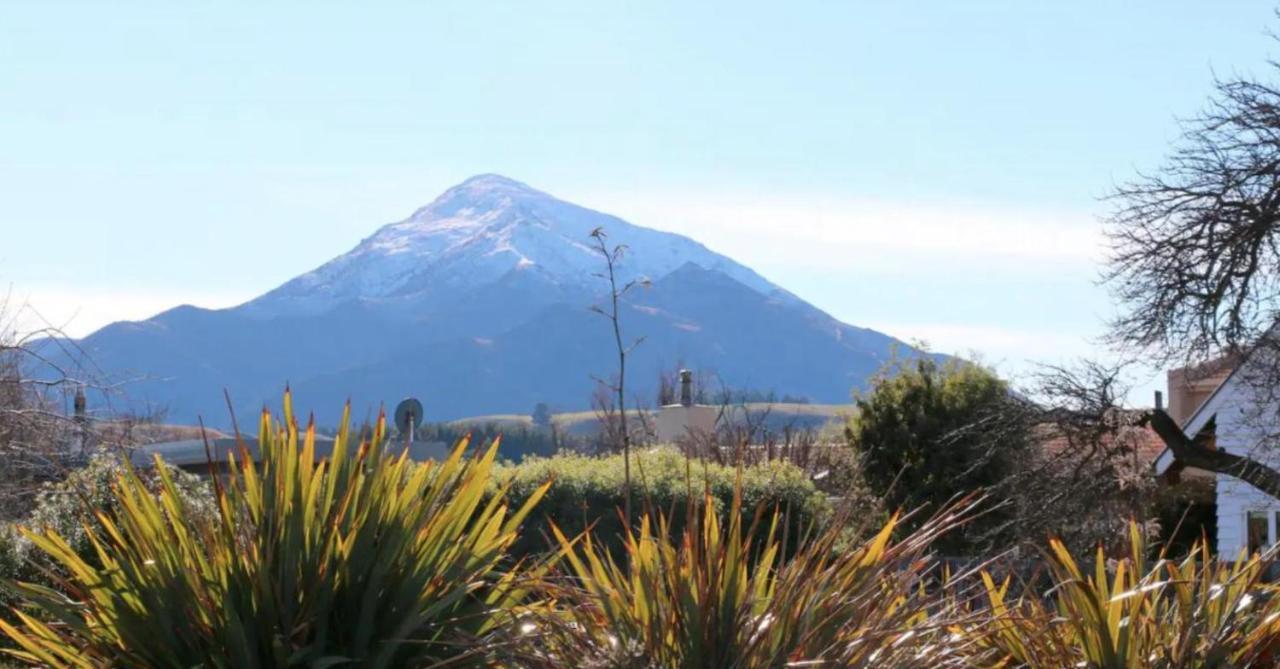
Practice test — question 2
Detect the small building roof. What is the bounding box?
[133,436,453,470]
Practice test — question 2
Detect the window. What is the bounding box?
[1248,511,1270,554]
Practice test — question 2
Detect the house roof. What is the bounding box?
[1039,417,1167,467]
[133,436,453,470]
[1153,442,1177,476]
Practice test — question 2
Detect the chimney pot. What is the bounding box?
[1154,390,1164,411]
[73,386,86,422]
[679,369,694,407]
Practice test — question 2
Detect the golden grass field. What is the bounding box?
[447,402,854,436]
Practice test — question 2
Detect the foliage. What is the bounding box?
[531,402,552,427]
[418,420,569,461]
[978,524,1280,668]
[6,402,1280,667]
[1150,476,1217,558]
[496,448,827,561]
[0,527,20,613]
[28,454,214,566]
[0,454,214,613]
[846,355,1031,552]
[542,489,980,668]
[0,393,551,668]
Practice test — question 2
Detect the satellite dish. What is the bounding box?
[394,397,424,436]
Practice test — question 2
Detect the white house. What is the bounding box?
[1152,355,1280,558]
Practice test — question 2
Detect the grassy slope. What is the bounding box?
[447,402,853,436]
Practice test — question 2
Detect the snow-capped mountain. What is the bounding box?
[51,175,922,431]
[242,174,781,317]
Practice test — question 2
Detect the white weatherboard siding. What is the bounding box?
[1185,356,1280,559]
[1216,475,1280,559]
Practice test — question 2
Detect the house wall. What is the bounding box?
[1206,373,1280,559]
[655,404,717,443]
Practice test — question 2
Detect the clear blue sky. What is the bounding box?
[2,1,1277,399]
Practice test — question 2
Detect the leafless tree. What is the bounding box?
[588,227,649,524]
[847,353,1177,554]
[677,377,837,471]
[717,393,775,464]
[655,361,713,407]
[993,362,1167,552]
[1103,42,1280,496]
[589,386,622,454]
[657,365,677,408]
[1107,72,1280,366]
[0,296,189,521]
[0,300,108,518]
[628,391,658,447]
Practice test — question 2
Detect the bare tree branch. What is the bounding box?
[587,227,650,526]
[1144,407,1280,499]
[1106,68,1280,368]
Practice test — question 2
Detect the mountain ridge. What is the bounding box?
[48,175,922,429]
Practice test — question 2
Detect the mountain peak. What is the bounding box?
[435,172,545,204]
[457,173,536,192]
[242,175,783,316]
[408,174,548,222]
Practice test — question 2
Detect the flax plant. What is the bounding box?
[1,393,550,668]
[978,524,1280,668]
[543,486,981,668]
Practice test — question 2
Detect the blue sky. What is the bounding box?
[2,1,1277,399]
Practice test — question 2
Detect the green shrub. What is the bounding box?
[847,355,1031,553]
[0,525,21,612]
[497,447,827,560]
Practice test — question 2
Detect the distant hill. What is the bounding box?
[39,175,924,429]
[449,402,854,438]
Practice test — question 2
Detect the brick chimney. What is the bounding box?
[1166,360,1234,425]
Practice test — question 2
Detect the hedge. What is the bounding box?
[495,447,828,560]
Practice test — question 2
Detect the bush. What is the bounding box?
[5,401,1280,667]
[0,454,214,612]
[541,490,979,667]
[1,395,551,667]
[0,525,21,612]
[26,454,214,565]
[1151,476,1217,558]
[978,525,1280,667]
[847,355,1031,553]
[496,447,828,560]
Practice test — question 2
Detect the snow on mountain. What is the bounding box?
[241,174,782,317]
